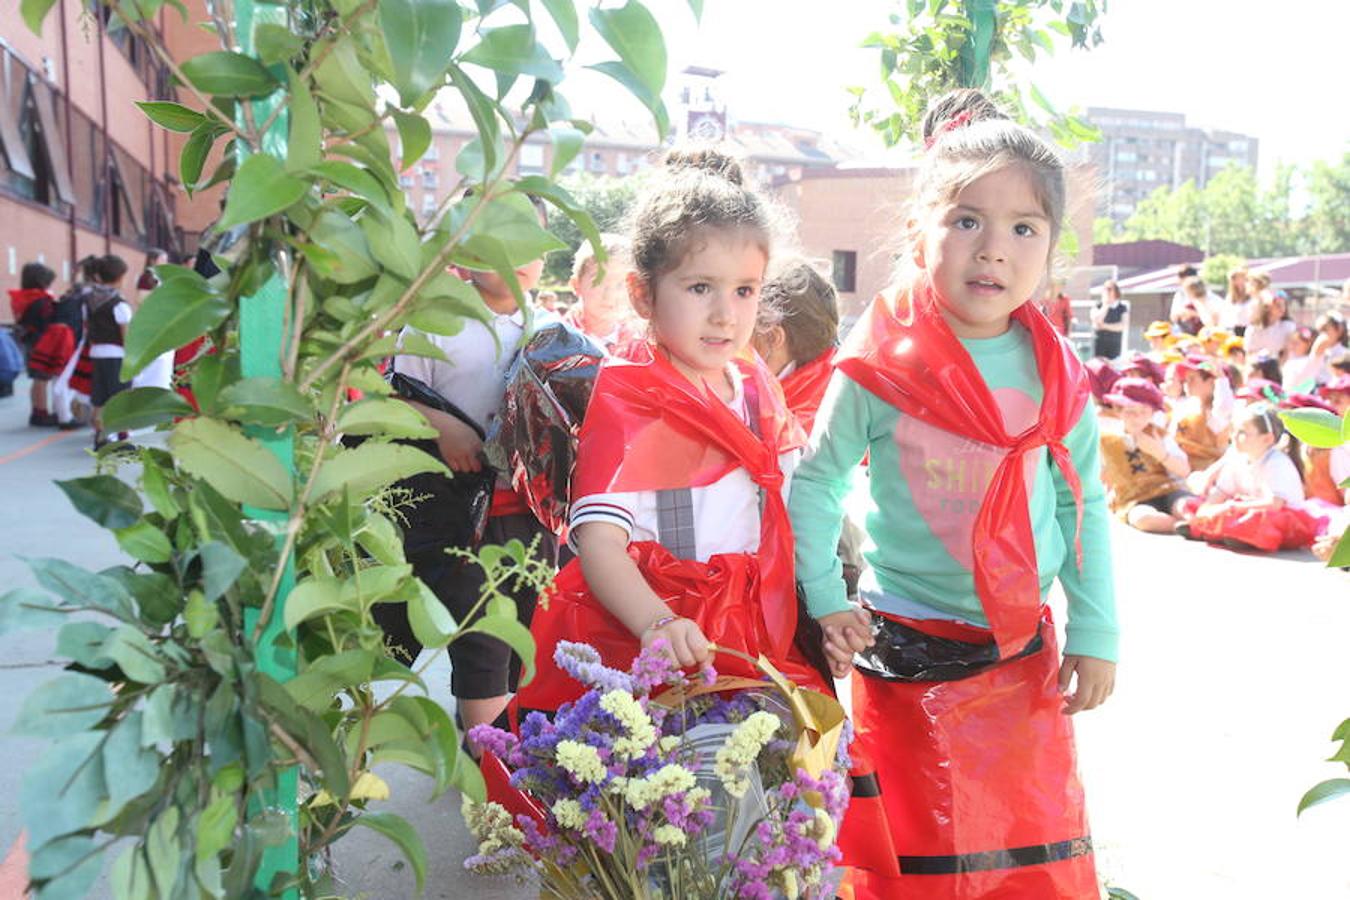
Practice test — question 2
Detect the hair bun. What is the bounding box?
[921,89,1009,142]
[662,146,745,186]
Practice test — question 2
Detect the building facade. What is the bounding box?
[0,3,202,316]
[1085,107,1259,226]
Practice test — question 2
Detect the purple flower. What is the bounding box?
[629,639,683,693]
[554,641,633,692]
[467,723,517,761]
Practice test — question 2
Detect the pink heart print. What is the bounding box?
[893,388,1041,569]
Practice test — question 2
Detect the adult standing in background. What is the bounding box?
[1039,278,1073,335]
[1091,279,1129,359]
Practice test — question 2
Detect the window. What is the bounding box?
[68,107,106,230]
[109,145,146,242]
[1139,170,1157,182]
[421,168,438,190]
[589,151,606,173]
[423,141,440,161]
[616,152,630,174]
[519,143,545,174]
[831,250,857,293]
[1115,150,1137,163]
[421,193,437,215]
[0,51,74,212]
[399,172,414,188]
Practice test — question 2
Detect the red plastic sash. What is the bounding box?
[778,349,835,437]
[834,282,1089,659]
[572,342,805,659]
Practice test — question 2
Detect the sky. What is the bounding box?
[558,0,1350,182]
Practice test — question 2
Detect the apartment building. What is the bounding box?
[1085,106,1259,226]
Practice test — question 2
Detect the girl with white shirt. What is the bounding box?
[517,148,833,714]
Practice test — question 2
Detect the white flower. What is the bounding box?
[658,735,681,754]
[623,763,697,810]
[555,740,607,784]
[653,824,688,847]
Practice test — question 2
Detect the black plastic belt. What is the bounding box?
[899,836,1093,875]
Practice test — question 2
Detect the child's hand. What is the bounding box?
[1058,655,1116,714]
[642,616,711,669]
[435,415,485,472]
[818,608,875,678]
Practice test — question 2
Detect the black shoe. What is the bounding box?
[29,411,57,427]
[1174,521,1196,540]
[57,420,83,431]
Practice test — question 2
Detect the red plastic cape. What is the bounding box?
[834,283,1089,659]
[842,610,1097,899]
[778,348,835,437]
[8,287,50,324]
[516,343,821,712]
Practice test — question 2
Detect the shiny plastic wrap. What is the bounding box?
[1187,502,1322,551]
[835,283,1090,660]
[517,543,830,713]
[516,343,816,714]
[842,610,1098,899]
[485,322,606,534]
[778,348,835,436]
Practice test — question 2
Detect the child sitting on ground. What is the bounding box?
[1170,354,1232,472]
[1099,377,1195,533]
[1179,403,1321,551]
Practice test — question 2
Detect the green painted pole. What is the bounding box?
[960,0,997,89]
[233,1,299,896]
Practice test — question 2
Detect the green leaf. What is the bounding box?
[1280,409,1345,449]
[285,70,322,174]
[101,386,196,432]
[337,398,437,438]
[140,456,179,520]
[255,23,305,65]
[21,733,107,850]
[468,614,536,686]
[56,621,114,670]
[0,587,66,635]
[136,100,208,133]
[102,711,162,821]
[27,557,135,619]
[282,576,353,630]
[29,834,102,899]
[21,0,59,35]
[217,153,309,231]
[407,579,456,648]
[146,807,182,897]
[257,674,350,799]
[355,512,405,566]
[216,377,315,427]
[198,541,247,600]
[285,649,375,711]
[548,125,584,177]
[169,418,292,511]
[1328,531,1350,568]
[311,443,447,503]
[361,211,423,280]
[306,210,379,283]
[13,673,114,737]
[392,109,432,170]
[462,24,563,84]
[539,0,580,52]
[685,0,703,21]
[1028,82,1059,116]
[352,813,427,893]
[447,65,500,177]
[55,475,143,530]
[114,521,174,564]
[310,161,392,213]
[380,0,463,106]
[1298,777,1350,815]
[586,61,669,137]
[589,1,666,101]
[122,272,231,380]
[180,123,218,193]
[180,51,280,97]
[196,792,238,861]
[184,590,220,638]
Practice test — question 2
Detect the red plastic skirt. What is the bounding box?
[27,324,75,378]
[841,610,1099,899]
[516,540,829,713]
[1188,502,1322,552]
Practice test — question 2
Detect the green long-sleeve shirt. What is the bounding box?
[789,323,1118,662]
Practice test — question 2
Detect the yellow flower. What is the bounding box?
[600,690,657,759]
[809,807,836,850]
[555,739,607,784]
[780,869,800,899]
[623,763,697,809]
[551,798,588,830]
[308,770,390,807]
[653,824,687,847]
[713,711,780,798]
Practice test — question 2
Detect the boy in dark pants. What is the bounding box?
[380,239,557,756]
[86,255,131,449]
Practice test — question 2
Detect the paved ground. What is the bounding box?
[0,378,1347,898]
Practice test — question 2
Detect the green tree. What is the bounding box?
[1303,153,1350,255]
[1093,216,1120,246]
[851,0,1107,148]
[1121,179,1206,250]
[9,0,686,896]
[542,173,640,286]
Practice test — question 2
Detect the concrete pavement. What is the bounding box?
[0,377,1347,898]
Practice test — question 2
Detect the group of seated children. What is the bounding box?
[1093,315,1349,558]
